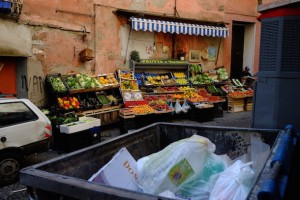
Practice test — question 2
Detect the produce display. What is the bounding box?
[76,74,103,89]
[76,93,101,110]
[130,104,155,115]
[206,85,218,94]
[161,74,176,85]
[122,92,133,101]
[44,64,251,129]
[172,72,186,78]
[48,114,77,125]
[57,96,80,110]
[107,95,119,106]
[216,68,229,80]
[206,85,226,96]
[119,70,134,79]
[98,74,118,85]
[228,89,253,98]
[124,100,148,108]
[145,97,167,106]
[132,91,143,100]
[171,90,205,102]
[196,88,225,102]
[189,64,202,75]
[122,91,143,101]
[96,95,110,106]
[144,95,167,102]
[155,86,181,93]
[175,78,188,84]
[182,90,206,103]
[178,86,194,91]
[144,74,162,85]
[189,73,214,84]
[63,75,82,90]
[120,79,139,90]
[48,76,68,93]
[172,71,189,85]
[232,79,243,87]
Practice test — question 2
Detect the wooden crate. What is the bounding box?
[227,97,245,107]
[244,97,253,111]
[79,48,94,62]
[244,103,253,111]
[110,110,119,122]
[228,105,244,113]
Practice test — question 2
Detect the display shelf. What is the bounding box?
[132,60,188,68]
[133,61,190,101]
[69,85,119,94]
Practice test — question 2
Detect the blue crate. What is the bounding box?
[0,1,12,14]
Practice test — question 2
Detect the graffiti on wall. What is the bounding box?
[21,75,46,107]
[21,75,44,93]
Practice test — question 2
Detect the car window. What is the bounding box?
[0,102,39,127]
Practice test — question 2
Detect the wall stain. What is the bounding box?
[152,0,168,7]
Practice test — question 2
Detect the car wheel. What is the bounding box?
[0,152,25,187]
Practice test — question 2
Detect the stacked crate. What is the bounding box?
[119,109,135,134]
[227,97,245,112]
[244,97,253,111]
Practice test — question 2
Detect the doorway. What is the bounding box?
[231,24,245,79]
[230,22,255,79]
[0,57,17,97]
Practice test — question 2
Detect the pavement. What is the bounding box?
[0,110,252,200]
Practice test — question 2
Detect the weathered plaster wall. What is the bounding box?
[0,19,32,57]
[20,0,95,76]
[2,0,261,79]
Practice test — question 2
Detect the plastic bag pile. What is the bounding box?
[136,135,261,200]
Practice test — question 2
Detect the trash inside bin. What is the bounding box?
[20,123,298,200]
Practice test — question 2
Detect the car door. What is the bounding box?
[0,101,39,148]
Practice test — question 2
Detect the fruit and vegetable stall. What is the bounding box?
[43,61,254,151]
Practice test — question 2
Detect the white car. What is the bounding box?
[0,98,52,186]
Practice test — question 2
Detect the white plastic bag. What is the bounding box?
[137,135,216,195]
[168,101,175,115]
[175,99,183,114]
[181,99,190,113]
[175,153,226,200]
[250,135,270,179]
[209,160,255,200]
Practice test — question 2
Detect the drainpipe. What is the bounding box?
[93,4,98,74]
[172,0,178,59]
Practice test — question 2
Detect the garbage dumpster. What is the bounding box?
[20,122,298,200]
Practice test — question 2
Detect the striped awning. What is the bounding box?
[130,17,229,38]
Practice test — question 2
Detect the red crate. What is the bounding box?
[124,100,147,108]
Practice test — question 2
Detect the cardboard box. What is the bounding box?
[88,148,140,191]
